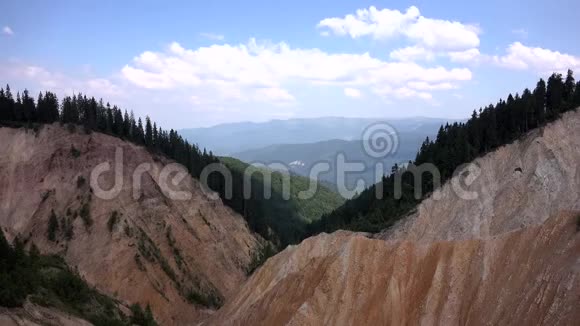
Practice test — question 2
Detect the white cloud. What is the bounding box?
[493,42,580,72]
[448,48,482,63]
[390,46,434,62]
[254,87,295,103]
[405,16,480,51]
[318,6,419,39]
[344,87,362,98]
[318,6,480,51]
[372,85,432,100]
[407,81,456,91]
[199,32,225,41]
[2,26,13,36]
[121,39,472,103]
[1,62,124,99]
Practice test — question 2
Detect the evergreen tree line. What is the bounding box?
[0,85,283,243]
[0,86,219,181]
[308,70,580,235]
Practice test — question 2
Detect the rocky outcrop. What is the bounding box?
[209,110,580,325]
[0,124,260,325]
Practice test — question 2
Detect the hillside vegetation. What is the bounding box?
[220,157,344,247]
[310,70,580,235]
[0,85,341,249]
[0,231,156,326]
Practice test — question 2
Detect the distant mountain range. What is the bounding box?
[232,132,436,196]
[180,117,454,155]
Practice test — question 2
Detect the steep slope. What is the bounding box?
[209,213,579,325]
[208,110,580,325]
[0,302,92,326]
[0,124,261,325]
[220,157,344,246]
[378,109,580,242]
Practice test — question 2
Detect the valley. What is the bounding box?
[4,1,580,324]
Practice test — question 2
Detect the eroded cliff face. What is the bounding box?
[378,109,580,242]
[0,124,260,325]
[209,110,580,325]
[209,214,579,325]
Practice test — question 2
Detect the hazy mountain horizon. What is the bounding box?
[180,116,458,155]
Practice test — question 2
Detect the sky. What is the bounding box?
[1,0,580,128]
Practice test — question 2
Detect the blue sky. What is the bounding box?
[2,0,580,128]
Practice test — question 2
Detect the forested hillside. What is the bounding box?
[220,157,344,247]
[0,86,321,248]
[0,231,156,326]
[309,70,580,235]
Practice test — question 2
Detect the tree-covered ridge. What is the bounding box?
[0,86,220,180]
[220,157,344,247]
[0,231,157,325]
[0,86,285,245]
[308,70,580,235]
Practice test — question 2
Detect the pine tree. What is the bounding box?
[113,106,123,136]
[533,79,546,126]
[61,96,79,124]
[1,85,15,121]
[48,210,59,241]
[123,110,131,137]
[546,73,564,120]
[21,89,36,122]
[129,111,137,141]
[563,69,575,105]
[137,118,144,144]
[105,103,114,133]
[45,92,60,122]
[145,116,153,148]
[574,81,580,108]
[152,122,158,149]
[82,97,97,132]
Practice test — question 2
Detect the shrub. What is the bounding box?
[47,210,59,241]
[70,145,81,158]
[63,218,74,240]
[76,175,86,188]
[79,202,92,228]
[246,242,277,275]
[186,288,223,309]
[41,190,51,202]
[107,211,119,232]
[129,303,157,326]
